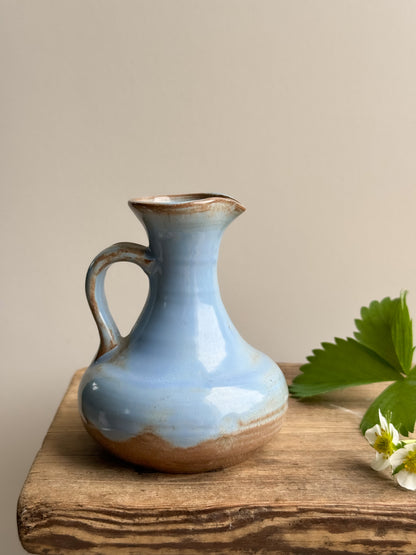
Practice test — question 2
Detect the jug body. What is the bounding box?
[78,194,288,472]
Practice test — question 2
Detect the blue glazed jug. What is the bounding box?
[79,194,288,472]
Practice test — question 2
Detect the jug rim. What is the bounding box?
[128,193,246,213]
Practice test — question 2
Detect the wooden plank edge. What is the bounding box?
[16,502,416,554]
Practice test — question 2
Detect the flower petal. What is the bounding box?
[378,410,388,429]
[390,447,407,468]
[396,470,416,491]
[389,424,400,445]
[365,424,381,445]
[371,453,390,471]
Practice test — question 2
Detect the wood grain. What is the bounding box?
[17,364,416,554]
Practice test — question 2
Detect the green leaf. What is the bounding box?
[354,297,404,373]
[290,294,416,435]
[289,337,401,398]
[391,290,414,374]
[360,368,416,436]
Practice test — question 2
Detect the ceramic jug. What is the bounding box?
[78,193,288,472]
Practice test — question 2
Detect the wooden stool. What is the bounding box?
[17,364,416,553]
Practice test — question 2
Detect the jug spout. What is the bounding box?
[128,193,245,226]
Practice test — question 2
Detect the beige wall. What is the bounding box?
[3,1,416,552]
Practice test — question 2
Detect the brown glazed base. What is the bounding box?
[84,405,287,473]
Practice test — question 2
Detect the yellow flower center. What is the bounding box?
[373,432,394,457]
[403,450,416,474]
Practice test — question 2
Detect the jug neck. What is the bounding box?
[147,224,224,263]
[148,227,224,301]
[128,194,245,298]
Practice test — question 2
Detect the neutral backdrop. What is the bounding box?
[2,1,416,553]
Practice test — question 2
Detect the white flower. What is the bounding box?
[365,410,400,471]
[390,443,416,490]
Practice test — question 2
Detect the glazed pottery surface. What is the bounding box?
[78,194,288,472]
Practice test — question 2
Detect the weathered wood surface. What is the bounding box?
[17,364,416,554]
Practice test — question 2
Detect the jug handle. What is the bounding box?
[85,242,154,359]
